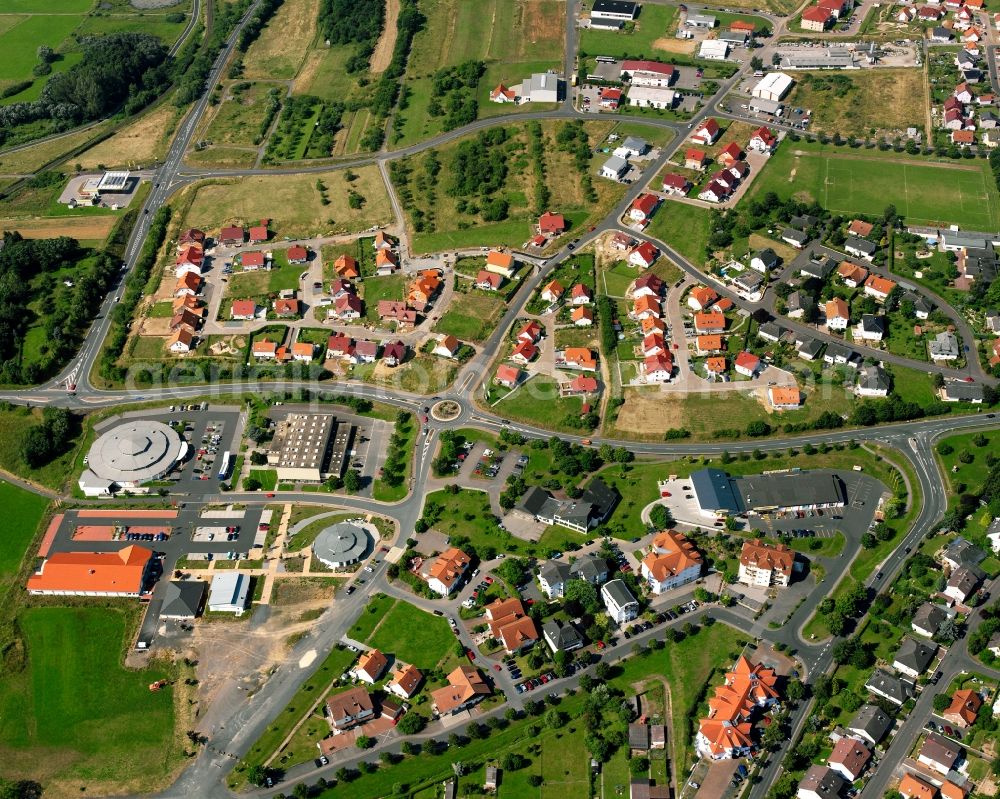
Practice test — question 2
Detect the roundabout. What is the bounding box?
[430,399,462,422]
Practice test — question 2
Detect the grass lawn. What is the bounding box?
[366,599,456,670]
[0,405,84,491]
[0,606,184,792]
[492,374,587,434]
[786,69,926,139]
[178,166,393,239]
[0,481,49,603]
[433,292,506,343]
[246,469,277,491]
[349,593,397,642]
[600,260,639,298]
[646,201,713,265]
[579,4,677,58]
[788,530,846,558]
[360,274,406,323]
[747,139,1000,229]
[935,428,1000,494]
[286,513,354,552]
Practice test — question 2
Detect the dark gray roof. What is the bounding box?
[758,321,786,340]
[735,470,847,511]
[825,342,855,361]
[160,580,206,618]
[602,578,637,608]
[846,236,877,255]
[782,228,809,245]
[518,486,551,516]
[893,637,936,674]
[571,553,608,582]
[912,602,946,635]
[865,669,914,704]
[944,537,986,567]
[860,314,885,335]
[943,380,984,402]
[798,337,825,358]
[734,270,764,291]
[948,563,985,596]
[798,765,846,799]
[790,214,818,229]
[755,248,779,268]
[538,560,571,587]
[858,365,889,392]
[931,26,952,38]
[592,0,638,12]
[787,291,815,312]
[542,619,583,650]
[691,468,745,514]
[848,704,892,744]
[801,256,836,279]
[582,478,619,523]
[629,722,651,750]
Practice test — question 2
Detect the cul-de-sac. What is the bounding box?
[7,1,1000,799]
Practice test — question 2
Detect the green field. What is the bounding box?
[0,14,83,84]
[0,481,49,608]
[646,200,713,265]
[492,374,587,433]
[365,599,456,670]
[579,4,677,59]
[936,428,1000,494]
[0,606,182,791]
[433,292,506,342]
[749,142,1000,229]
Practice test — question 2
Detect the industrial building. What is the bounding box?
[160,580,207,619]
[751,72,794,102]
[207,572,250,615]
[778,47,855,70]
[27,545,154,597]
[267,412,353,482]
[689,468,847,517]
[80,419,187,494]
[519,72,562,103]
[590,0,639,20]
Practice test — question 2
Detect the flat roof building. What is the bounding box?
[97,170,131,192]
[207,572,250,615]
[779,47,855,70]
[752,72,794,101]
[735,471,847,513]
[267,413,353,482]
[591,0,639,19]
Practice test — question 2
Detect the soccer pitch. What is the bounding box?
[751,147,1000,229]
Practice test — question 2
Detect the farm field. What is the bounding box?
[0,214,118,247]
[0,14,84,91]
[785,69,925,139]
[0,606,184,793]
[392,0,566,148]
[747,141,1000,229]
[177,166,393,239]
[394,119,632,253]
[0,120,115,175]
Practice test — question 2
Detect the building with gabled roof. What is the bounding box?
[641,530,703,593]
[387,663,423,699]
[431,665,491,715]
[943,688,982,729]
[27,545,152,597]
[827,736,872,781]
[738,539,794,587]
[352,649,388,684]
[425,547,471,596]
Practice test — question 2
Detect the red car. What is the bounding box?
[466,649,476,661]
[484,576,494,585]
[494,664,502,672]
[266,493,275,498]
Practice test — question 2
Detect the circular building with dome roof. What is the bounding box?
[84,420,187,489]
[312,521,373,568]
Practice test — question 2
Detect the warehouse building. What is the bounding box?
[751,72,794,102]
[689,468,847,517]
[590,0,639,20]
[207,573,250,615]
[779,48,855,70]
[27,545,154,597]
[267,412,353,482]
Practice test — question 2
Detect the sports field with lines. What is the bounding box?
[749,144,1000,229]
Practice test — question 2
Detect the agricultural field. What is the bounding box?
[190,82,282,166]
[0,120,115,176]
[77,104,182,170]
[393,0,566,148]
[747,140,1000,229]
[242,0,319,80]
[176,166,393,239]
[0,606,186,794]
[391,119,631,253]
[785,69,926,139]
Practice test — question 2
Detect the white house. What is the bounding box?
[601,579,639,624]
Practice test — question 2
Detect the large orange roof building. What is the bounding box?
[640,530,703,594]
[697,656,780,759]
[27,545,152,597]
[431,665,491,715]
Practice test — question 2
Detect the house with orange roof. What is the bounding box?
[376,249,399,275]
[632,294,662,320]
[571,306,594,326]
[433,334,462,359]
[373,230,397,251]
[485,598,539,653]
[570,283,593,304]
[899,774,937,799]
[174,245,204,277]
[431,665,491,715]
[825,297,850,330]
[248,224,269,243]
[335,254,360,278]
[738,539,794,587]
[541,280,564,303]
[408,271,442,308]
[352,649,389,684]
[688,285,719,311]
[864,274,898,302]
[387,664,423,699]
[486,250,517,278]
[167,327,195,354]
[641,530,703,593]
[424,547,471,596]
[252,339,278,359]
[174,272,202,297]
[495,364,523,388]
[518,320,543,343]
[643,332,666,357]
[562,347,597,371]
[641,316,667,335]
[231,299,257,321]
[694,311,726,333]
[696,334,723,354]
[838,261,869,287]
[942,688,983,728]
[706,356,727,376]
[291,341,315,362]
[490,83,517,102]
[941,782,967,799]
[768,385,801,410]
[27,545,152,597]
[240,251,266,270]
[685,148,710,170]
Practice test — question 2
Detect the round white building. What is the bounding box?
[85,420,187,488]
[312,521,373,568]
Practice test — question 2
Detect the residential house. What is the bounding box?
[855,314,885,342]
[600,87,623,109]
[912,602,949,638]
[291,342,315,362]
[541,280,564,304]
[735,351,761,377]
[571,553,610,585]
[537,560,571,599]
[252,339,278,359]
[332,293,363,320]
[856,365,890,397]
[718,141,744,167]
[601,155,630,180]
[167,328,194,354]
[571,283,593,304]
[486,250,517,278]
[945,564,985,603]
[738,539,794,587]
[899,775,937,799]
[751,248,779,273]
[782,228,810,249]
[425,547,471,596]
[274,298,300,318]
[630,193,660,222]
[892,637,937,679]
[562,347,598,371]
[572,306,594,326]
[846,236,878,261]
[705,356,728,377]
[943,689,983,729]
[326,334,354,360]
[688,285,719,311]
[757,321,785,343]
[690,119,721,145]
[240,251,266,270]
[696,656,780,760]
[629,241,659,268]
[748,127,777,153]
[174,272,202,297]
[827,737,872,782]
[543,620,583,652]
[864,274,897,302]
[325,686,374,729]
[697,334,723,354]
[287,245,309,264]
[335,254,360,278]
[376,249,399,275]
[373,231,397,251]
[539,211,566,235]
[942,379,984,403]
[641,530,703,593]
[847,704,892,746]
[490,83,517,102]
[433,335,462,359]
[768,386,801,409]
[825,298,851,331]
[494,364,523,389]
[929,331,961,361]
[797,766,846,799]
[485,598,539,653]
[387,664,423,699]
[918,734,962,775]
[865,669,914,705]
[408,271,442,309]
[601,578,639,624]
[797,336,824,360]
[694,311,726,334]
[231,299,257,321]
[378,300,418,326]
[511,340,538,364]
[431,666,491,716]
[662,173,692,195]
[352,649,388,684]
[518,320,543,343]
[218,226,245,247]
[644,353,674,383]
[382,340,407,367]
[838,261,869,287]
[801,6,834,30]
[476,270,504,291]
[942,536,986,570]
[631,272,664,299]
[685,148,710,170]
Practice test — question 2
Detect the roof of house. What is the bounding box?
[697,334,723,351]
[848,219,875,238]
[390,663,423,696]
[631,240,658,263]
[248,225,268,240]
[694,311,725,330]
[691,285,719,307]
[734,351,761,371]
[495,364,522,384]
[431,665,490,713]
[355,649,388,681]
[948,563,985,595]
[662,173,691,189]
[826,297,850,319]
[287,245,308,261]
[642,530,703,582]
[802,6,833,22]
[685,148,708,162]
[632,193,659,216]
[768,386,800,407]
[920,733,962,769]
[900,774,936,799]
[242,251,265,268]
[739,539,794,576]
[798,766,845,799]
[571,552,608,582]
[849,704,892,743]
[828,736,872,776]
[325,685,373,721]
[945,688,983,725]
[428,547,471,588]
[231,299,256,317]
[865,669,913,703]
[865,274,897,295]
[894,637,937,673]
[27,545,151,594]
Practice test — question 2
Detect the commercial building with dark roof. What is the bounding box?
[160,580,207,619]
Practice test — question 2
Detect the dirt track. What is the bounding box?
[370,0,400,74]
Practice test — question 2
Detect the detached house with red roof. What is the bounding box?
[738,539,794,587]
[490,83,517,103]
[718,141,744,167]
[424,547,471,596]
[231,299,258,321]
[661,173,692,195]
[600,87,623,109]
[476,270,504,291]
[512,339,538,364]
[538,211,566,235]
[629,193,660,223]
[691,119,721,145]
[644,353,674,383]
[685,148,710,170]
[495,364,523,388]
[629,240,658,268]
[748,127,777,153]
[734,351,761,377]
[248,224,269,243]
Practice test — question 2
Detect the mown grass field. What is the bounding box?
[0,606,183,792]
[179,166,393,239]
[393,0,566,148]
[365,598,456,669]
[493,374,586,433]
[433,292,506,342]
[0,481,49,607]
[748,140,999,229]
[579,4,677,59]
[646,200,713,265]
